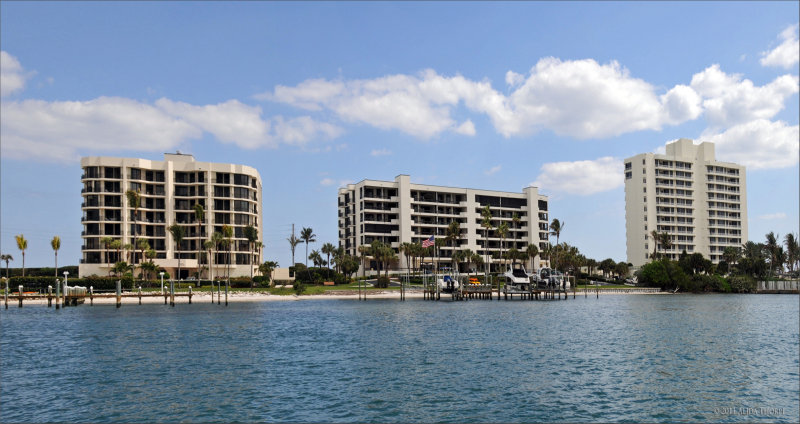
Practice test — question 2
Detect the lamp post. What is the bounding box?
[159,272,165,294]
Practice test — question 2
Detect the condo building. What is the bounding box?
[79,153,262,278]
[338,175,550,273]
[624,139,747,267]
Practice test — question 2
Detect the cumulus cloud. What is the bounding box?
[1,96,344,162]
[263,58,702,140]
[702,119,799,170]
[1,97,201,162]
[690,64,799,129]
[1,51,30,96]
[484,165,502,176]
[760,24,800,69]
[532,157,623,196]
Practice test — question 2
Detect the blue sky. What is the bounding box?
[1,2,798,268]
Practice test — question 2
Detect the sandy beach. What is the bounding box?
[4,288,672,307]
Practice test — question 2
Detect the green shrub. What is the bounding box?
[293,281,305,295]
[374,275,390,288]
[728,275,756,293]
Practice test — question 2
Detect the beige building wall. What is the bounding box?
[338,175,550,274]
[79,153,262,279]
[625,139,747,267]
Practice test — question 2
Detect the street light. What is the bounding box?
[159,272,165,293]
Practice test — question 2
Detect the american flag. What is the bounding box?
[422,235,435,248]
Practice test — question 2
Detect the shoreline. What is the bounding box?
[3,288,678,306]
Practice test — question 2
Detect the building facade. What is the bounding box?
[624,139,747,267]
[79,153,262,278]
[338,175,550,273]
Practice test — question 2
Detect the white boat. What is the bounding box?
[531,267,570,290]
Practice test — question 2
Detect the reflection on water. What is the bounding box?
[1,294,798,423]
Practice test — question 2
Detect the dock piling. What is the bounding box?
[4,279,7,309]
[116,280,122,308]
[138,286,142,305]
[188,286,192,304]
[90,286,93,305]
[56,279,61,309]
[48,286,53,307]
[18,285,23,308]
[224,281,228,306]
[170,280,175,307]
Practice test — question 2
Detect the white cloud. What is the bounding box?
[690,65,799,128]
[1,97,201,162]
[532,157,623,196]
[155,98,270,148]
[1,96,344,162]
[1,51,30,97]
[370,148,392,157]
[320,177,352,187]
[320,178,335,186]
[702,119,799,170]
[758,212,787,220]
[760,24,800,69]
[264,58,702,140]
[484,165,502,176]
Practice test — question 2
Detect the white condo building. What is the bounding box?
[338,175,550,274]
[79,153,262,278]
[624,139,747,267]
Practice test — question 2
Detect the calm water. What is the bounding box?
[1,294,798,423]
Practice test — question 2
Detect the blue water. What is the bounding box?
[1,294,798,423]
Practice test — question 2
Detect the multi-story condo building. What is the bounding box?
[338,175,550,273]
[79,153,262,279]
[624,139,747,267]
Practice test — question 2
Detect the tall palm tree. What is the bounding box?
[101,236,113,275]
[110,239,122,264]
[126,189,141,266]
[254,241,264,275]
[321,242,335,279]
[765,232,780,276]
[309,249,323,268]
[722,246,741,272]
[1,254,12,278]
[222,225,234,280]
[658,232,672,260]
[526,243,539,271]
[244,225,259,287]
[549,219,564,271]
[15,234,28,277]
[204,239,216,280]
[784,233,799,274]
[51,236,61,277]
[497,221,509,272]
[122,243,134,263]
[287,234,300,267]
[136,238,151,279]
[446,221,461,270]
[169,224,185,282]
[480,205,493,275]
[194,204,205,278]
[300,227,316,268]
[358,245,370,278]
[399,242,412,272]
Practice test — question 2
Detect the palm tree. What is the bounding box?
[125,189,141,266]
[446,221,461,270]
[204,239,216,280]
[136,238,151,279]
[765,232,780,276]
[321,242,335,279]
[309,249,324,270]
[110,239,122,264]
[222,225,233,280]
[287,234,300,267]
[51,236,61,277]
[496,222,509,272]
[358,245,370,278]
[15,234,27,277]
[526,243,539,271]
[722,246,741,272]
[399,242,412,272]
[254,241,264,275]
[480,205,493,275]
[101,236,113,275]
[1,254,12,279]
[784,233,799,274]
[549,219,564,271]
[658,232,672,260]
[300,227,316,268]
[259,260,279,287]
[168,224,185,282]
[243,225,259,287]
[650,229,660,260]
[194,204,205,278]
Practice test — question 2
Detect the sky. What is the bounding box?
[1,2,798,269]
